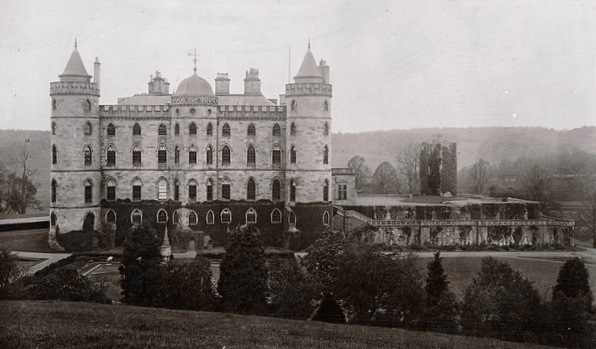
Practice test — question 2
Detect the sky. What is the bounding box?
[1,0,595,133]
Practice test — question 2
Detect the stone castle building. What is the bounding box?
[49,41,334,250]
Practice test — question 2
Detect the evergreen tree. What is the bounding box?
[423,252,459,333]
[425,251,449,307]
[552,257,593,311]
[311,293,346,324]
[217,224,268,314]
[268,257,313,320]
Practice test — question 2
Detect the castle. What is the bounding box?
[49,41,334,250]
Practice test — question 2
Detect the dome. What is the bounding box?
[174,73,214,96]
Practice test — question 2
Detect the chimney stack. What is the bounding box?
[93,57,101,90]
[244,68,261,96]
[215,73,230,95]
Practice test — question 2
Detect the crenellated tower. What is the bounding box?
[49,41,101,249]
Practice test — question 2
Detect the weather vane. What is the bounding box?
[188,48,198,73]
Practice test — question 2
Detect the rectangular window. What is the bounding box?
[107,187,115,201]
[133,151,141,165]
[107,151,115,166]
[133,185,141,201]
[85,186,92,203]
[207,184,213,201]
[189,185,197,202]
[174,184,179,201]
[272,150,281,165]
[338,185,347,200]
[158,150,167,164]
[222,184,230,200]
[189,151,197,164]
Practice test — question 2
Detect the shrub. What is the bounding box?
[311,293,346,324]
[268,257,314,320]
[0,250,23,299]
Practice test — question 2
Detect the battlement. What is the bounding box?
[99,104,170,117]
[285,82,332,97]
[218,105,286,118]
[50,81,100,96]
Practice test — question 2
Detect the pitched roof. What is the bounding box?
[60,47,91,78]
[294,48,322,79]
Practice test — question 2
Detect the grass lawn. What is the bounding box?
[0,229,53,253]
[0,300,557,349]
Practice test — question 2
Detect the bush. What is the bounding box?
[311,293,346,324]
[0,250,23,299]
[268,257,314,320]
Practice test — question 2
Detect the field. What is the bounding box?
[0,300,558,349]
[0,229,53,253]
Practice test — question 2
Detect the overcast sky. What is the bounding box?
[1,0,595,133]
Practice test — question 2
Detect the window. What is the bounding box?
[206,210,215,225]
[271,209,282,223]
[222,145,231,166]
[132,178,142,201]
[272,178,281,201]
[157,209,168,223]
[107,178,116,201]
[52,100,57,111]
[84,122,92,135]
[157,178,168,200]
[158,144,167,164]
[247,145,255,166]
[52,145,57,165]
[85,99,91,111]
[51,122,57,135]
[247,124,256,136]
[189,211,198,225]
[323,179,329,202]
[106,210,116,224]
[324,100,329,112]
[323,211,330,226]
[189,123,197,135]
[290,180,296,202]
[158,123,167,136]
[85,180,92,203]
[107,123,115,136]
[49,212,56,227]
[272,123,281,137]
[338,184,347,200]
[290,146,296,164]
[132,145,142,165]
[290,122,296,136]
[323,122,329,136]
[131,209,142,225]
[174,180,179,201]
[291,100,297,111]
[133,123,141,136]
[222,182,231,200]
[206,179,213,201]
[206,146,213,165]
[289,211,296,224]
[189,147,197,164]
[272,145,281,165]
[51,179,57,203]
[175,123,180,135]
[247,178,256,201]
[222,123,231,137]
[246,208,257,224]
[174,146,180,164]
[221,208,232,224]
[188,181,197,202]
[175,109,180,116]
[206,122,213,136]
[173,211,179,224]
[323,145,329,164]
[84,146,92,166]
[190,108,196,115]
[107,145,116,166]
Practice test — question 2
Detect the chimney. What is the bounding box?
[318,59,329,84]
[93,57,101,90]
[215,73,230,95]
[244,68,261,96]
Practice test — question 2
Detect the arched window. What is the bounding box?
[290,146,296,164]
[158,123,167,136]
[247,124,256,136]
[106,178,116,201]
[158,144,167,164]
[323,145,329,164]
[157,209,168,223]
[189,211,198,225]
[84,179,93,203]
[272,178,281,201]
[323,211,330,226]
[271,209,282,223]
[247,178,256,201]
[51,179,57,203]
[174,180,180,201]
[291,100,297,111]
[51,122,57,135]
[246,208,257,223]
[323,122,329,136]
[206,122,213,136]
[221,177,231,200]
[106,145,116,166]
[206,145,213,165]
[290,179,296,202]
[173,210,179,224]
[52,99,57,111]
[289,211,296,225]
[188,180,197,202]
[85,99,91,111]
[247,145,256,166]
[272,144,281,165]
[84,122,92,136]
[189,147,197,164]
[52,145,57,165]
[272,123,281,137]
[221,208,232,224]
[107,123,115,136]
[206,210,215,225]
[324,100,329,112]
[174,146,180,164]
[133,123,141,136]
[189,122,197,135]
[132,178,142,201]
[222,145,231,166]
[290,122,296,136]
[106,210,116,224]
[84,146,92,165]
[206,178,213,201]
[323,179,329,202]
[131,209,142,225]
[190,108,196,115]
[50,212,57,227]
[157,178,168,200]
[175,109,180,116]
[175,123,180,136]
[222,123,231,137]
[132,145,142,165]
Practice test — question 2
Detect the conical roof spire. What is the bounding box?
[294,42,323,83]
[59,40,91,81]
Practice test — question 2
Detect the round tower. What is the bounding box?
[284,43,333,233]
[49,41,101,249]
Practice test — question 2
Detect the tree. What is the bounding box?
[268,257,313,320]
[519,164,560,215]
[347,155,371,193]
[577,184,596,248]
[469,159,491,194]
[423,252,459,332]
[371,161,399,194]
[395,143,420,195]
[0,250,23,298]
[7,151,40,215]
[552,257,593,311]
[218,224,268,314]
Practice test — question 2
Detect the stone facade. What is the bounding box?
[49,43,333,250]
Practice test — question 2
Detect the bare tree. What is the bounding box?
[577,184,596,248]
[5,151,40,215]
[347,155,371,193]
[470,158,491,194]
[395,143,420,195]
[519,164,560,215]
[371,161,399,194]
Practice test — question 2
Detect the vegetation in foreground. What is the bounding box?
[0,300,557,349]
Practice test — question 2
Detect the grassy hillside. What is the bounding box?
[0,300,556,349]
